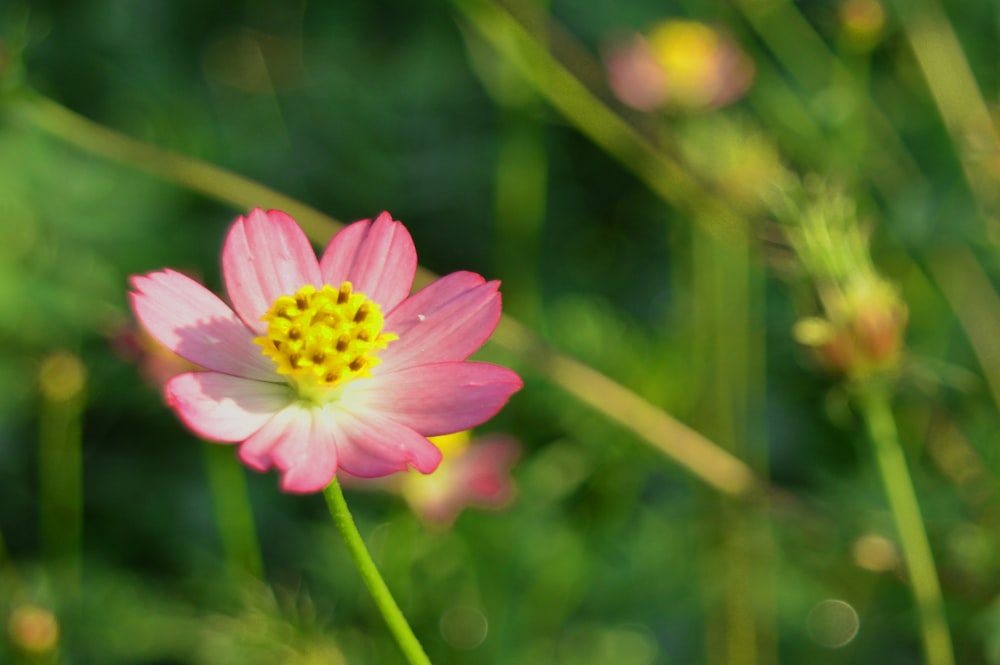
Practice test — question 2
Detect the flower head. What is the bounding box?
[773,180,908,380]
[130,209,522,493]
[344,430,520,527]
[604,20,755,113]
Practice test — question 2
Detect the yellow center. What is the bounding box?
[428,430,471,458]
[254,282,396,398]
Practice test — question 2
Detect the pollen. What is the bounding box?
[254,282,396,395]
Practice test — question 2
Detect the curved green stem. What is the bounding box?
[323,478,432,665]
[858,386,954,665]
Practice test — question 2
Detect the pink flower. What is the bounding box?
[129,209,522,493]
[344,430,520,527]
[604,21,755,113]
[603,34,670,112]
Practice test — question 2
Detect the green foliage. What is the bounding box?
[3,0,1000,663]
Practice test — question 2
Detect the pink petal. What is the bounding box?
[237,404,339,493]
[351,362,522,437]
[222,208,322,333]
[457,435,521,503]
[414,436,520,526]
[335,410,443,478]
[319,212,417,312]
[379,272,501,373]
[603,35,669,111]
[130,270,277,381]
[165,372,293,441]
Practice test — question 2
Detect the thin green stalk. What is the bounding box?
[323,478,432,665]
[493,105,547,324]
[887,0,999,191]
[858,386,954,665]
[38,352,86,590]
[692,226,755,665]
[449,0,743,233]
[692,225,774,665]
[731,0,922,190]
[10,92,342,243]
[203,445,264,579]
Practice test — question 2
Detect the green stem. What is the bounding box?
[38,353,86,591]
[858,386,954,665]
[323,478,432,665]
[493,104,547,325]
[204,445,264,579]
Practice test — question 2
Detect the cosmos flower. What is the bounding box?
[129,209,522,493]
[345,430,520,527]
[604,20,755,112]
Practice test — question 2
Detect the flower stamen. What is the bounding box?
[254,282,396,397]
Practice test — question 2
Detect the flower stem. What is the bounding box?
[204,445,263,579]
[37,352,86,592]
[323,478,432,665]
[858,386,954,665]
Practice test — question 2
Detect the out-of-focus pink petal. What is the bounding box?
[457,435,521,503]
[319,212,417,312]
[222,208,322,333]
[414,435,520,526]
[379,272,501,373]
[350,362,522,437]
[237,404,339,493]
[130,270,276,381]
[165,372,293,441]
[335,410,442,478]
[603,34,668,111]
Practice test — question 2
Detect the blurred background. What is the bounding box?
[3,0,1000,663]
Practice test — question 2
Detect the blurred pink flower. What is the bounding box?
[113,318,201,391]
[346,431,520,527]
[129,209,522,493]
[604,20,755,112]
[603,35,669,112]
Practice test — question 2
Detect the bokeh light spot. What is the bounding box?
[851,533,899,572]
[38,351,86,402]
[806,599,860,648]
[439,605,488,650]
[7,604,60,654]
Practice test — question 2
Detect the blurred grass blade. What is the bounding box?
[927,248,1000,409]
[491,316,762,497]
[12,92,763,500]
[733,0,831,95]
[732,0,923,189]
[37,351,86,589]
[9,93,342,243]
[691,226,775,664]
[450,0,745,237]
[887,0,1000,209]
[492,97,548,325]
